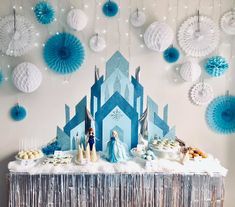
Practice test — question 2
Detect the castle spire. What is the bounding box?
[135,66,141,82]
[95,65,100,82]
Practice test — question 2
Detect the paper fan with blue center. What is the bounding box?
[34,1,55,25]
[206,95,235,134]
[43,32,85,74]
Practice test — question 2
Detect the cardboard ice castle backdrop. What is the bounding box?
[43,51,175,154]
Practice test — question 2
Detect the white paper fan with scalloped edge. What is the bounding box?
[0,14,35,57]
[190,82,214,105]
[221,10,235,35]
[178,15,219,57]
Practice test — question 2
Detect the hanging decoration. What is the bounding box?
[178,12,219,57]
[220,10,235,35]
[10,104,27,121]
[34,1,55,25]
[144,21,174,52]
[102,0,119,17]
[0,12,35,57]
[190,82,214,105]
[89,33,106,52]
[12,62,42,93]
[130,8,146,27]
[67,9,88,31]
[163,46,180,63]
[204,56,229,77]
[43,32,85,74]
[0,70,4,86]
[206,94,235,134]
[180,60,201,82]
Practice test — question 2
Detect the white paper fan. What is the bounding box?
[221,10,235,35]
[89,34,106,52]
[144,21,174,52]
[12,62,42,93]
[0,14,35,57]
[130,9,146,27]
[190,82,214,105]
[178,15,219,57]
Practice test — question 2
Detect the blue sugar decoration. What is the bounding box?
[42,141,61,155]
[43,32,85,74]
[204,56,229,77]
[102,1,119,17]
[10,105,27,121]
[0,71,4,86]
[34,1,55,24]
[163,47,180,63]
[206,95,235,134]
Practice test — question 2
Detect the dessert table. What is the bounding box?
[8,157,227,207]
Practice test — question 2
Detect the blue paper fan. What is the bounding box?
[0,70,4,86]
[206,95,235,134]
[34,1,55,24]
[10,104,27,121]
[102,1,119,17]
[204,56,229,77]
[43,32,85,74]
[163,47,180,63]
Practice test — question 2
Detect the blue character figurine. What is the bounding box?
[104,130,129,163]
[86,128,95,151]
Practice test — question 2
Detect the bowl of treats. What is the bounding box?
[149,138,181,160]
[188,147,208,161]
[16,149,44,163]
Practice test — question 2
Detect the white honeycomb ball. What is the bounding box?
[89,34,106,52]
[12,62,42,93]
[180,60,201,82]
[144,21,174,52]
[67,9,88,31]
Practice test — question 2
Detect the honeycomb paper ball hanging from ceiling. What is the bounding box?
[178,15,219,57]
[43,32,85,74]
[34,1,55,25]
[206,95,235,134]
[89,34,106,52]
[102,1,119,17]
[10,104,27,121]
[130,9,146,27]
[163,47,180,63]
[221,10,235,35]
[190,82,214,105]
[67,9,88,31]
[12,62,42,93]
[180,60,202,82]
[144,21,174,52]
[0,14,35,57]
[204,56,229,77]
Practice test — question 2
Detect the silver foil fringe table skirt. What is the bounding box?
[8,173,225,207]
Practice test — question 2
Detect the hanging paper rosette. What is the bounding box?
[10,104,27,121]
[43,32,85,74]
[34,1,55,25]
[206,95,235,134]
[220,10,235,35]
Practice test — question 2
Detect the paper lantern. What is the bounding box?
[144,21,174,52]
[130,9,146,27]
[204,56,229,77]
[89,34,106,52]
[180,60,201,82]
[10,104,27,121]
[67,9,88,31]
[178,15,219,57]
[0,14,35,56]
[190,82,213,105]
[163,47,180,63]
[206,95,235,134]
[43,32,85,74]
[12,62,42,93]
[34,1,55,25]
[221,10,235,35]
[102,1,119,17]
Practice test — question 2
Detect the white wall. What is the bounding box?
[0,0,234,206]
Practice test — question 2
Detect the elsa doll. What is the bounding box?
[104,131,129,163]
